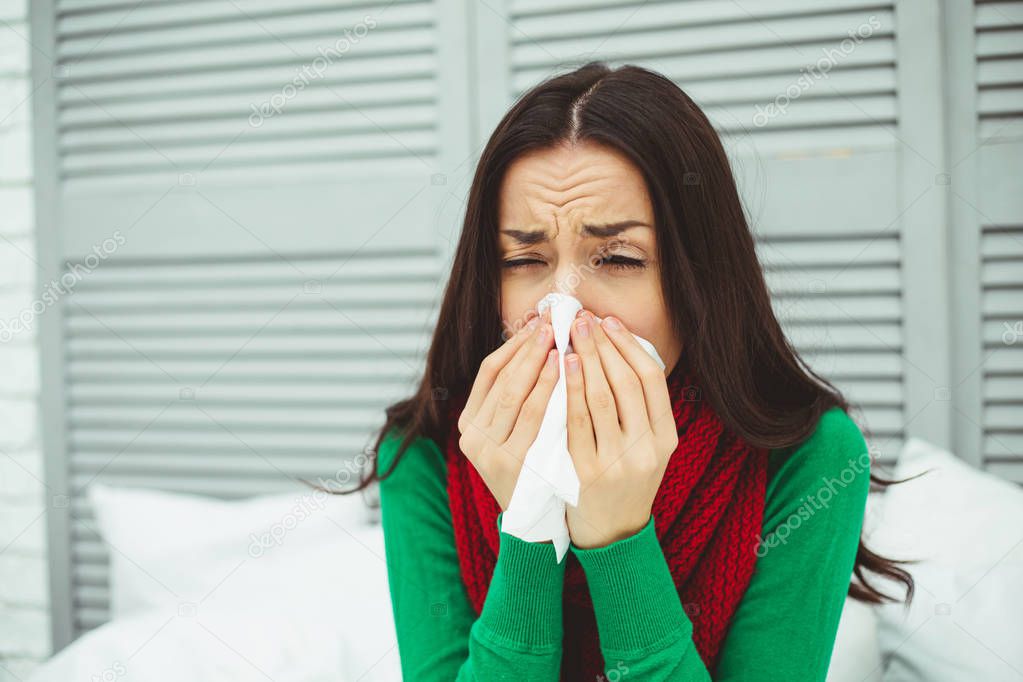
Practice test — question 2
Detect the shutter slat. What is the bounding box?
[58,25,434,81]
[681,67,896,107]
[773,296,902,322]
[70,280,438,307]
[975,4,1023,134]
[59,4,432,58]
[60,102,437,148]
[980,226,1023,478]
[758,237,900,266]
[68,334,430,355]
[510,8,894,55]
[71,428,373,452]
[69,384,408,404]
[62,130,437,176]
[983,290,1023,319]
[975,2,1023,29]
[70,451,361,476]
[986,347,1023,373]
[759,231,905,452]
[71,253,439,284]
[985,434,1023,460]
[514,39,896,98]
[60,62,436,106]
[67,308,437,333]
[57,0,416,32]
[69,357,417,380]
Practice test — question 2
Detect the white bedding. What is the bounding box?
[29,595,400,682]
[28,483,402,682]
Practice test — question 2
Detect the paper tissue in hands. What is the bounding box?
[500,292,666,561]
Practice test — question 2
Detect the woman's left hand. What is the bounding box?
[564,310,679,549]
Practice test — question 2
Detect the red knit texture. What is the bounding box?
[444,361,769,680]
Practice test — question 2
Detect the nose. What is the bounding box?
[549,259,596,314]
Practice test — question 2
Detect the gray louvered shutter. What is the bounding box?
[475,0,941,466]
[32,0,471,645]
[974,1,1023,483]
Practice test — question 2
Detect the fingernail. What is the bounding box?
[602,316,622,331]
[566,354,580,373]
[526,317,540,331]
[535,323,550,344]
[575,317,590,338]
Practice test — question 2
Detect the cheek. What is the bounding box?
[611,297,680,372]
[616,310,664,347]
[596,276,665,337]
[500,284,537,336]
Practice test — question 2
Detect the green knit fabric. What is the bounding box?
[376,406,870,681]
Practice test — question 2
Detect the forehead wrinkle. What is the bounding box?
[522,173,613,208]
[516,185,620,238]
[501,148,653,243]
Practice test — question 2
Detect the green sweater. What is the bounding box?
[376,406,870,681]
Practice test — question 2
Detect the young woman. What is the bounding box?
[355,62,912,681]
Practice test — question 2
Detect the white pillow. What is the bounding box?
[826,597,882,682]
[87,483,369,615]
[868,438,1023,681]
[85,483,400,681]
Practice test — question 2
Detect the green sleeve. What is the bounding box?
[570,515,713,680]
[713,407,870,680]
[376,428,566,681]
[569,406,870,681]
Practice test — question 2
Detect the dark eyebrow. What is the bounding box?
[500,220,650,245]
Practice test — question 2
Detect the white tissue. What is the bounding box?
[500,292,666,561]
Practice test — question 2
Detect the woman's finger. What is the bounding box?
[461,316,538,431]
[598,315,677,452]
[585,312,649,435]
[478,320,554,440]
[503,348,560,456]
[569,312,620,452]
[564,352,597,475]
[488,320,555,441]
[473,318,545,427]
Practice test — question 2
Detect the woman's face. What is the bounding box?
[497,140,682,376]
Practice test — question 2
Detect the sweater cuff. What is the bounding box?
[570,515,690,656]
[474,511,567,652]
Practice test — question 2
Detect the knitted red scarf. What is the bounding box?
[444,359,769,680]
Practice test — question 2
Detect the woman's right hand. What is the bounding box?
[456,313,559,511]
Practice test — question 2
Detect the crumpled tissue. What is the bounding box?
[500,292,665,561]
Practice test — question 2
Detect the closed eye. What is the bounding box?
[501,255,647,271]
[592,255,647,270]
[501,257,545,269]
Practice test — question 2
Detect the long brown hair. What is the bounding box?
[315,61,913,605]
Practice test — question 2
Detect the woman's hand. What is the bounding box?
[564,310,679,549]
[456,312,559,511]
